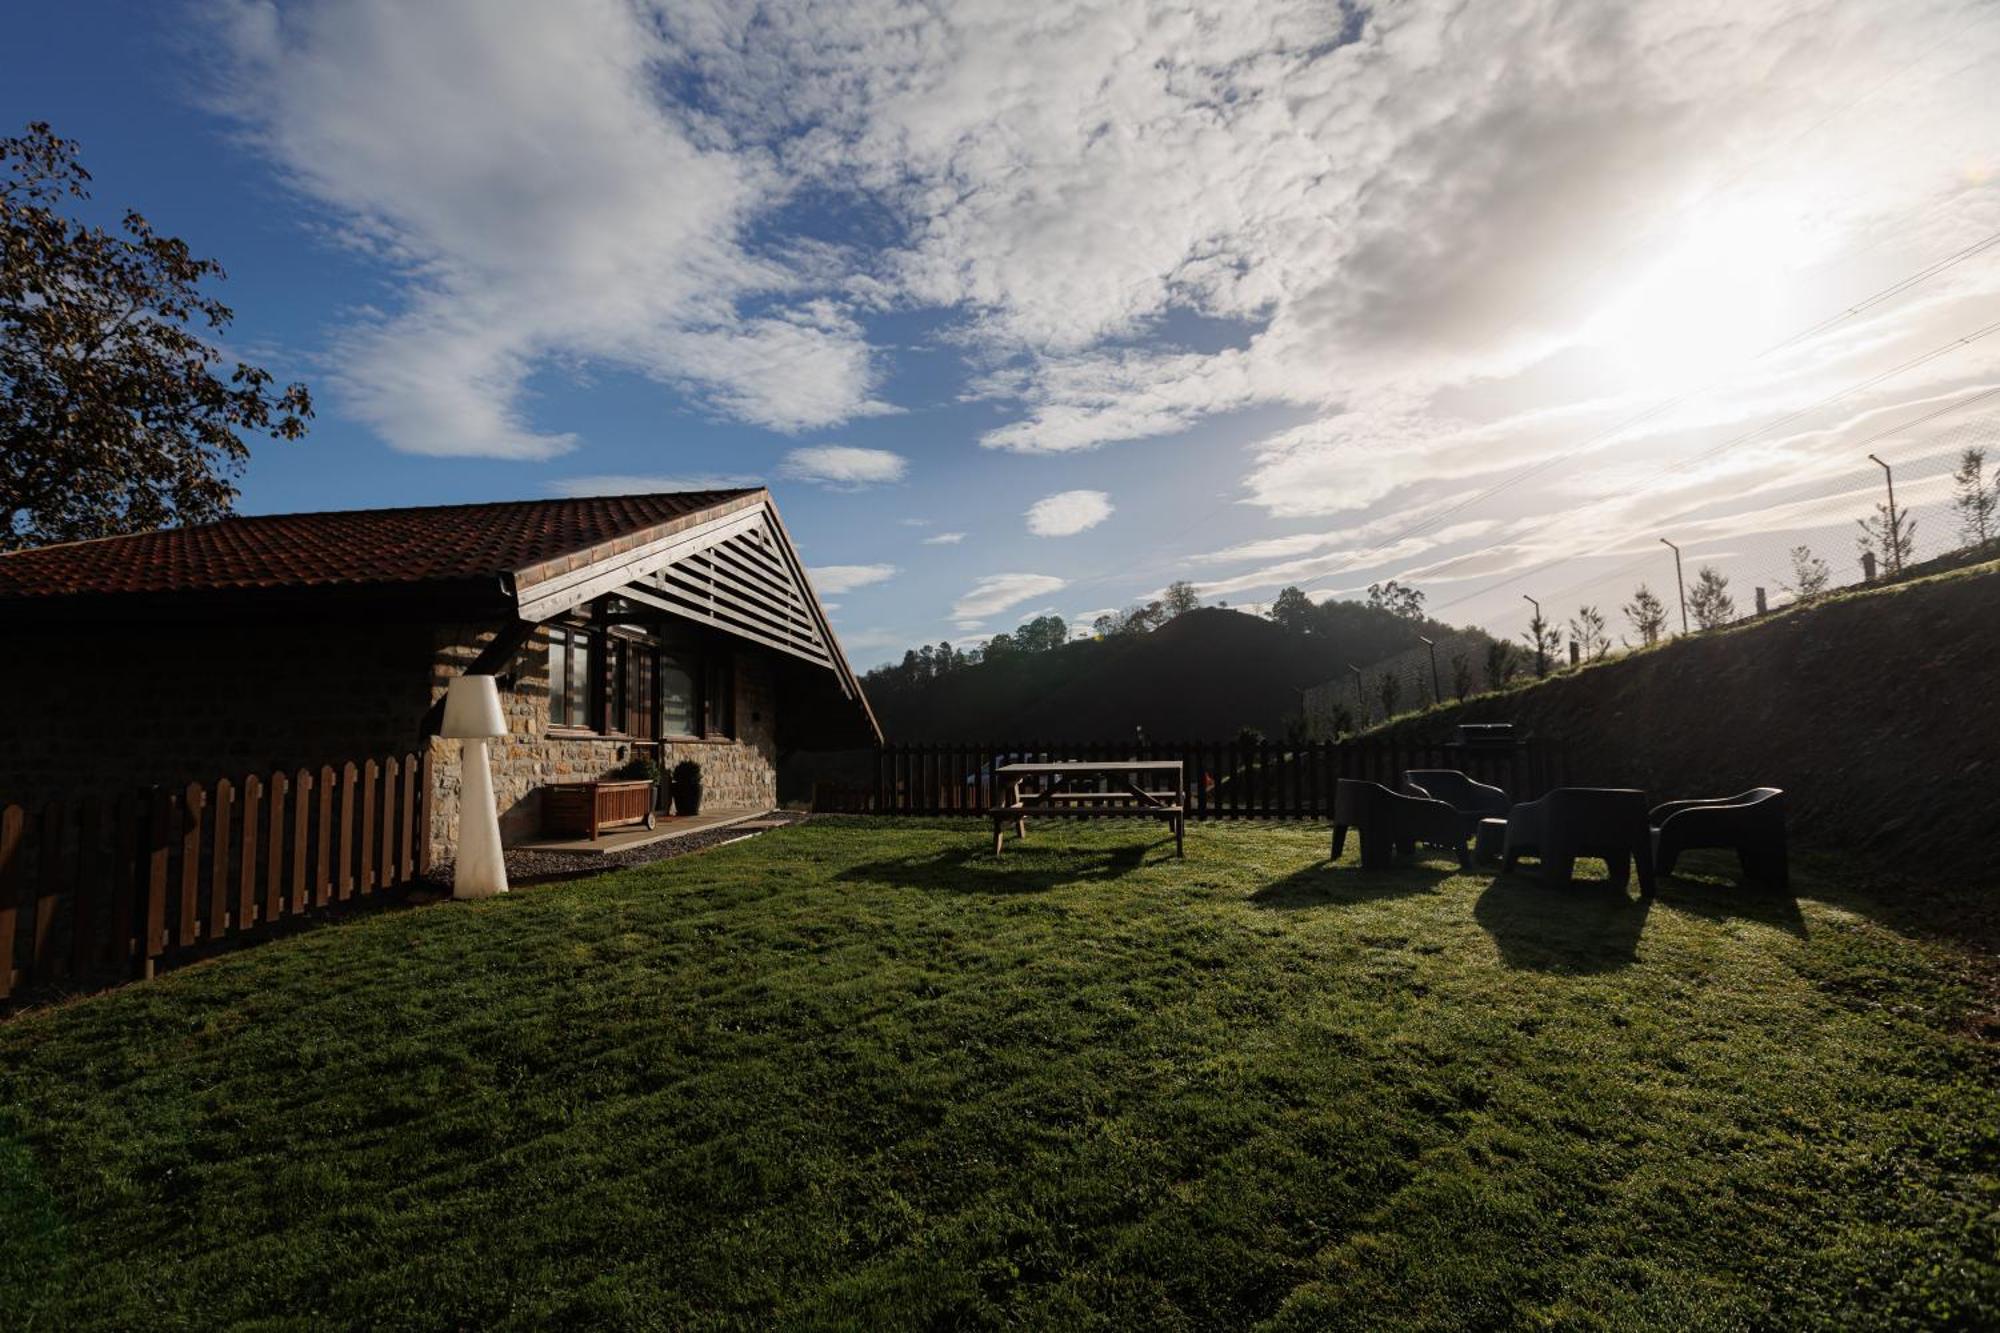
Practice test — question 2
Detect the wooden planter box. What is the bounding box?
[543,779,657,840]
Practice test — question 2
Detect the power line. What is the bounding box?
[1427,336,2000,614]
[1365,226,2000,557]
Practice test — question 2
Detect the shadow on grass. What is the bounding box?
[1248,857,1460,911]
[834,838,1164,895]
[1653,854,1809,939]
[1474,865,1653,974]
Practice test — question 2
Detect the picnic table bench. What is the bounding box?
[991,760,1185,857]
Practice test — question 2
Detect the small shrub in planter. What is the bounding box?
[670,759,703,816]
[614,757,667,811]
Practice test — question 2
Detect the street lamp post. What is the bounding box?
[1347,662,1365,721]
[1867,453,1901,574]
[1522,595,1545,677]
[1659,537,1689,635]
[1419,635,1441,705]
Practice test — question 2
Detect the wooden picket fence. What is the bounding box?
[860,739,1563,819]
[0,749,433,1004]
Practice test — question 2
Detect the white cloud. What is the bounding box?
[207,0,2000,643]
[1025,489,1114,537]
[810,563,899,594]
[951,573,1069,627]
[922,531,968,545]
[207,0,891,458]
[547,474,762,497]
[779,445,909,488]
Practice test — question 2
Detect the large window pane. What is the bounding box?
[568,634,592,730]
[704,654,735,739]
[660,656,696,737]
[628,646,655,739]
[548,629,569,726]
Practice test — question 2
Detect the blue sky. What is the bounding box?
[8,1,1999,667]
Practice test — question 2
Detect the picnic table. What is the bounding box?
[991,760,1185,857]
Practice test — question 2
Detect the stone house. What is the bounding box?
[0,489,880,860]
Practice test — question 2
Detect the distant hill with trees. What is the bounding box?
[864,581,1499,742]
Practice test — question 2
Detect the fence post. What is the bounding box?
[263,771,288,927]
[238,775,262,930]
[142,786,171,977]
[175,783,204,949]
[71,795,103,979]
[317,765,336,907]
[0,805,23,999]
[209,779,236,938]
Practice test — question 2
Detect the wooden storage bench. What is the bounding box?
[544,779,657,840]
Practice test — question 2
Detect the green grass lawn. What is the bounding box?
[1,819,1994,1330]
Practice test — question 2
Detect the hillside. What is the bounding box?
[1377,557,2000,895]
[870,605,1478,741]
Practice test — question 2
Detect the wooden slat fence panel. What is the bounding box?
[861,739,1560,820]
[0,746,446,1006]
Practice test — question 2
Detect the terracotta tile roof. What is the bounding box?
[0,490,762,601]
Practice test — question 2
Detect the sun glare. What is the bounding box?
[1586,200,1796,394]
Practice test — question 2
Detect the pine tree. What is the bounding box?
[1688,565,1735,630]
[1952,446,1996,549]
[1622,584,1668,646]
[1780,545,1831,603]
[1568,605,1610,661]
[1856,501,1916,576]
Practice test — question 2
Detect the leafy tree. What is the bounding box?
[1234,725,1266,751]
[1568,604,1610,662]
[1622,584,1668,646]
[1377,669,1401,719]
[1366,579,1426,621]
[1451,652,1474,701]
[3,122,312,551]
[1780,545,1831,603]
[1522,606,1558,678]
[1688,565,1735,629]
[1952,446,1996,548]
[1015,614,1068,653]
[1483,639,1517,690]
[1162,580,1201,618]
[1855,501,1916,576]
[1268,585,1315,635]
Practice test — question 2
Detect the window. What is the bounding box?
[703,653,735,739]
[659,654,697,737]
[548,627,593,729]
[548,620,731,740]
[621,641,656,740]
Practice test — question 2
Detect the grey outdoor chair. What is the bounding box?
[1651,788,1788,890]
[1332,779,1472,870]
[1405,769,1510,826]
[1501,787,1657,894]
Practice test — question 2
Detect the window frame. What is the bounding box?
[545,615,737,742]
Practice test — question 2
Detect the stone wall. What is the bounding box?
[425,624,779,860]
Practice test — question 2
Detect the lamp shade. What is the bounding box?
[439,674,508,738]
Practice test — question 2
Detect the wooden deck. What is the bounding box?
[514,806,770,855]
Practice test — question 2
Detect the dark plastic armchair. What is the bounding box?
[1332,779,1471,870]
[1404,769,1509,834]
[1650,788,1788,889]
[1502,787,1656,893]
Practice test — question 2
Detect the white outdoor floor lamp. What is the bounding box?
[441,673,510,899]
